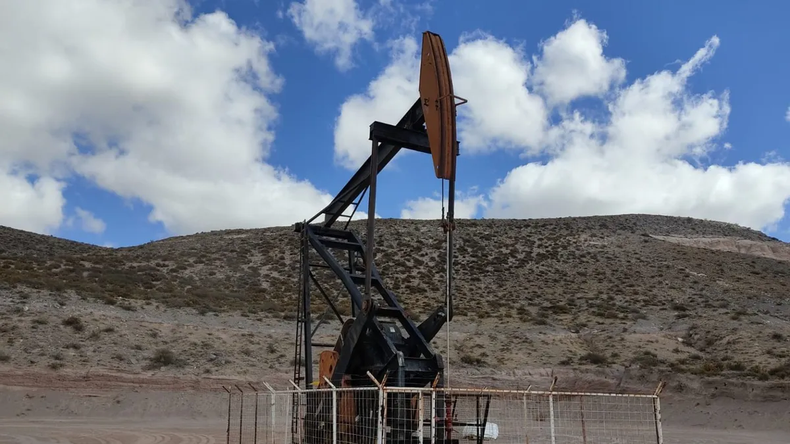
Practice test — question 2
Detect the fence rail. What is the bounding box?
[223,380,664,444]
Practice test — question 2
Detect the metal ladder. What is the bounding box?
[288,188,369,443]
[338,187,367,231]
[290,229,305,444]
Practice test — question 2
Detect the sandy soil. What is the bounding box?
[650,235,790,262]
[0,419,226,444]
[2,377,789,444]
[2,215,790,443]
[662,427,789,443]
[3,420,789,444]
[1,289,789,444]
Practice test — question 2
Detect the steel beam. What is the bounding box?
[365,135,378,301]
[308,99,425,228]
[369,121,431,153]
[306,226,365,312]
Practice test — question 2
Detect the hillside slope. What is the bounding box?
[1,214,789,384]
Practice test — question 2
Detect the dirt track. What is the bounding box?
[2,394,788,444]
[2,419,789,444]
[662,426,789,443]
[0,419,225,444]
[1,370,788,444]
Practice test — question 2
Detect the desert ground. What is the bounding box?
[1,379,789,443]
[1,215,789,443]
[1,291,788,444]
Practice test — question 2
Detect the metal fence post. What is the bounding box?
[235,385,244,444]
[381,389,387,444]
[223,386,232,444]
[249,384,259,444]
[548,393,556,444]
[417,391,424,444]
[289,380,303,444]
[430,388,436,444]
[522,384,532,443]
[323,377,338,444]
[580,396,587,444]
[548,377,557,444]
[262,382,276,444]
[523,393,528,434]
[653,381,665,444]
[653,396,664,444]
[367,371,385,444]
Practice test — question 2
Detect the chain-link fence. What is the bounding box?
[224,380,664,444]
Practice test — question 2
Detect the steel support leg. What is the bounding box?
[365,137,378,301]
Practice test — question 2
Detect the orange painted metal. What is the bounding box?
[419,31,457,181]
[318,350,356,441]
[318,350,357,442]
[318,350,339,388]
[338,375,355,441]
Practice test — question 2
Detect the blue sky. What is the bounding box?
[2,0,790,247]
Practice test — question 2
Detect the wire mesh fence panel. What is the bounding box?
[240,392,258,444]
[256,391,296,444]
[385,389,420,443]
[382,388,662,444]
[227,391,241,444]
[298,387,381,444]
[414,389,554,444]
[225,389,297,444]
[342,388,380,444]
[227,385,662,444]
[302,388,333,444]
[522,392,555,442]
[552,393,659,443]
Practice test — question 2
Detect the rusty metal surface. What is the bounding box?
[419,31,457,181]
[318,351,339,388]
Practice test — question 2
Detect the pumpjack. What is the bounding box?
[291,31,477,444]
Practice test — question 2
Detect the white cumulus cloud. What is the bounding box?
[287,0,374,70]
[401,192,486,220]
[73,207,107,234]
[450,32,548,154]
[333,36,420,168]
[0,167,66,234]
[531,18,626,105]
[339,18,790,232]
[0,0,335,236]
[333,31,549,166]
[484,32,790,232]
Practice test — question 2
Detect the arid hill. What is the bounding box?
[1,214,789,385]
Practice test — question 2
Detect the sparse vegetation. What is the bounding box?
[460,354,484,366]
[0,214,789,380]
[768,360,790,379]
[631,350,661,368]
[62,316,85,332]
[579,352,608,365]
[146,348,185,369]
